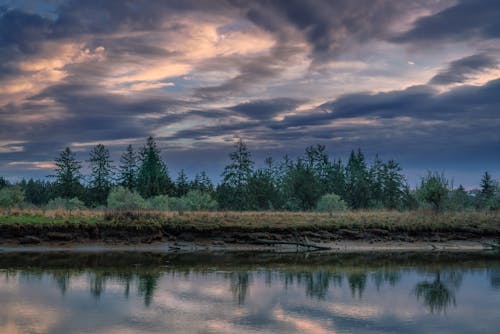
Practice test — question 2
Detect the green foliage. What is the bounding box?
[0,186,25,208]
[22,179,53,205]
[137,136,173,198]
[287,159,321,210]
[191,171,214,194]
[88,144,113,205]
[182,190,218,211]
[46,197,85,211]
[248,164,279,210]
[107,187,147,210]
[175,169,190,197]
[417,172,449,211]
[118,144,138,190]
[316,193,348,212]
[54,147,83,198]
[218,139,254,210]
[446,185,473,211]
[0,177,8,189]
[147,195,172,211]
[478,172,498,210]
[345,149,371,209]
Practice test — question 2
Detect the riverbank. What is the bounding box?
[0,210,499,248]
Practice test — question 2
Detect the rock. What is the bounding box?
[19,236,41,244]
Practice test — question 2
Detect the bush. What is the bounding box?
[182,190,218,211]
[107,187,147,210]
[46,197,85,211]
[0,186,25,208]
[316,193,348,212]
[147,195,172,211]
[417,172,449,211]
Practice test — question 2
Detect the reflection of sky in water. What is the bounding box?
[0,254,499,333]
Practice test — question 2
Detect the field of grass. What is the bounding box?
[1,208,499,235]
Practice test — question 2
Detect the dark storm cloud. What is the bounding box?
[274,79,500,128]
[394,0,500,43]
[230,98,303,120]
[429,54,499,85]
[235,0,424,62]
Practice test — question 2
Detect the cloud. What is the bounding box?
[394,0,500,43]
[429,53,499,85]
[230,98,303,120]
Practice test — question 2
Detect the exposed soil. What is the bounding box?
[0,222,498,252]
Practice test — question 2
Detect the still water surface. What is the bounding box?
[0,251,499,333]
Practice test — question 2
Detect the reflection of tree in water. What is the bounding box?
[372,270,401,291]
[489,269,500,289]
[414,270,462,314]
[229,272,251,305]
[303,271,342,300]
[53,272,71,295]
[348,272,367,299]
[89,273,106,299]
[138,273,161,307]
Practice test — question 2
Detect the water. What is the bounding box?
[0,251,499,333]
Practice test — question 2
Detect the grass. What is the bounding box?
[1,208,499,235]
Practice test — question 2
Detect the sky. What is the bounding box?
[0,0,499,187]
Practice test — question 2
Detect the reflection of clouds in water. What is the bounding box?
[0,266,500,333]
[0,302,62,334]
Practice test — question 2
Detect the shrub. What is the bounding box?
[46,197,85,211]
[316,193,348,212]
[0,186,25,208]
[147,195,172,211]
[107,187,147,210]
[417,172,449,211]
[182,190,218,211]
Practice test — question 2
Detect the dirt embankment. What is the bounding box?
[0,221,498,247]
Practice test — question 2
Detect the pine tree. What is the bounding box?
[137,136,173,197]
[479,171,497,209]
[218,139,254,210]
[175,169,190,197]
[192,171,214,194]
[119,145,137,190]
[88,144,113,205]
[54,147,82,198]
[345,149,371,209]
[382,160,405,209]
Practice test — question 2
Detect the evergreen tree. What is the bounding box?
[345,149,371,209]
[287,159,321,211]
[218,139,254,210]
[192,171,214,194]
[137,137,173,197]
[119,145,137,190]
[88,144,113,205]
[0,177,8,189]
[175,169,190,197]
[382,160,405,209]
[23,179,53,205]
[248,164,279,210]
[479,172,497,208]
[369,155,385,206]
[326,159,346,199]
[54,147,82,198]
[448,185,471,210]
[305,144,330,194]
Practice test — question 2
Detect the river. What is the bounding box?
[0,251,499,333]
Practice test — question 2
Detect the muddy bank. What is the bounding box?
[0,221,498,251]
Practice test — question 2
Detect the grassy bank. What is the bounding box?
[0,209,499,244]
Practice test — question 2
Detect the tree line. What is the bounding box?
[0,137,498,212]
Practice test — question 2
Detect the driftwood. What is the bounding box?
[254,239,333,251]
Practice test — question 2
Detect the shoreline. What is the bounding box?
[0,239,496,253]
